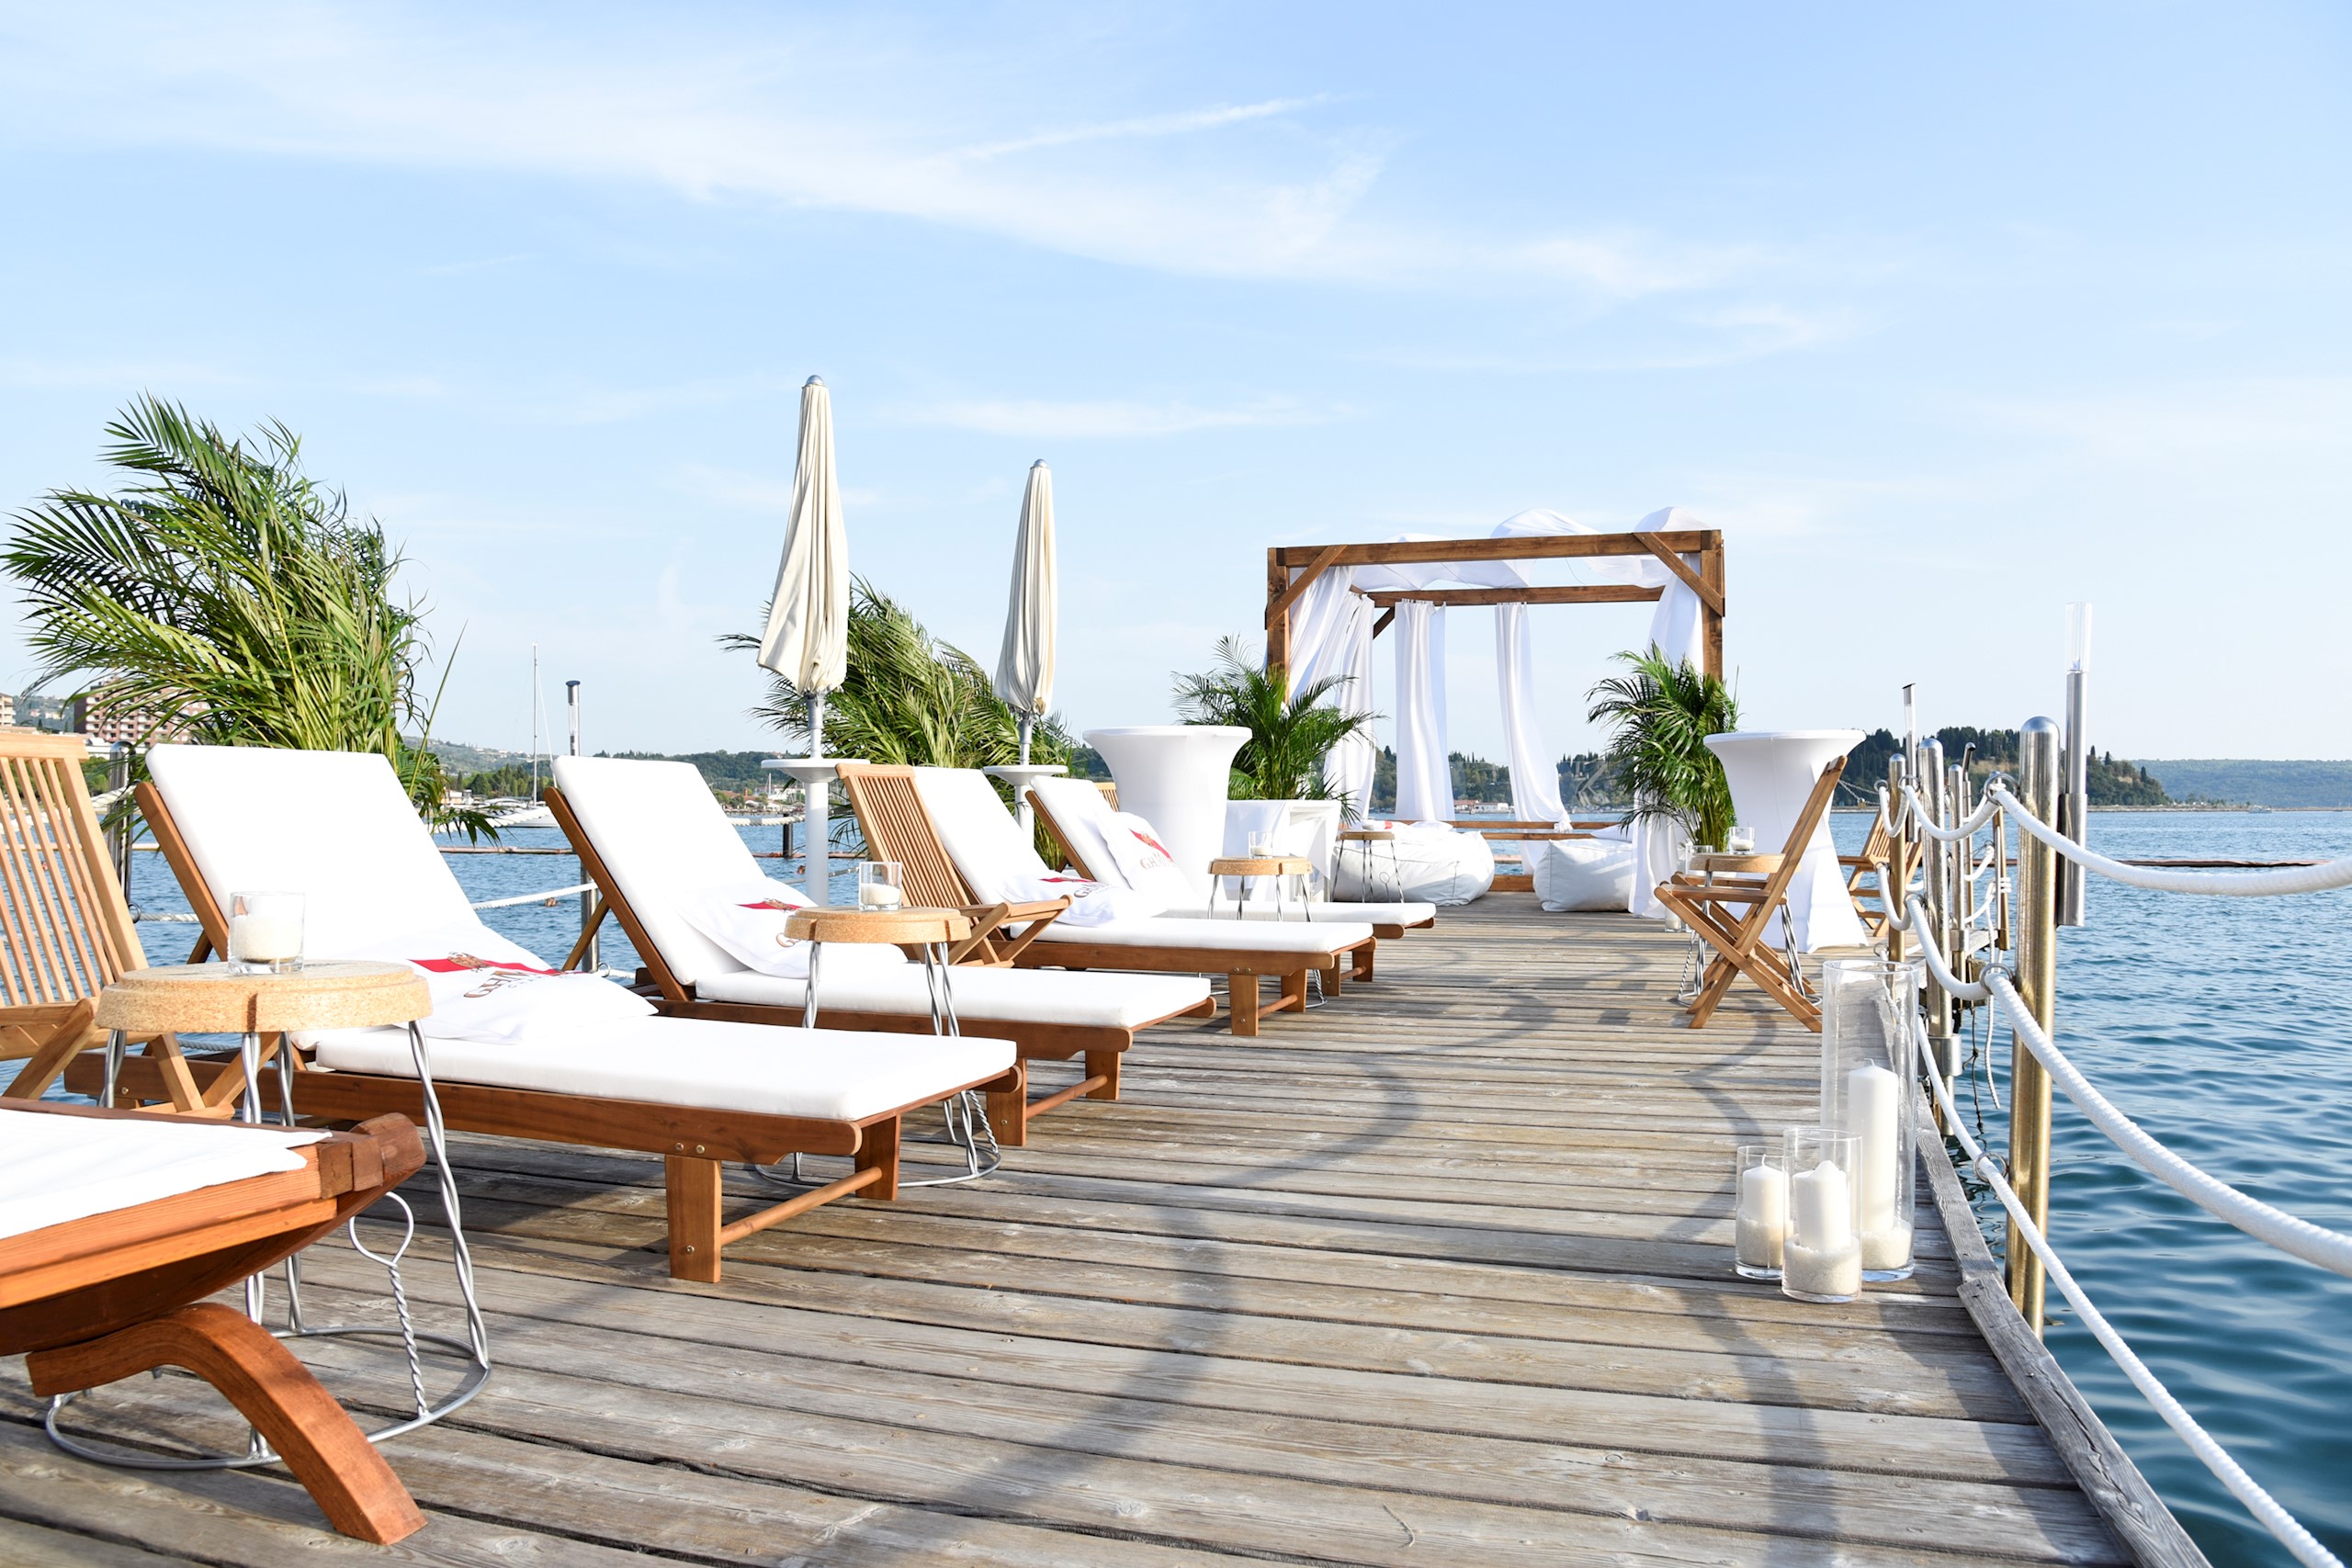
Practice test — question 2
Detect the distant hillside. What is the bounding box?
[2133,761,2352,808]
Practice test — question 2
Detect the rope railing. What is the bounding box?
[1987,783,2352,897]
[469,884,594,910]
[1904,894,1991,1002]
[1920,1032,2344,1568]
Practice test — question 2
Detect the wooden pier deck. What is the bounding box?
[1,897,2161,1565]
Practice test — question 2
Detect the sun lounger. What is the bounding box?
[109,744,1018,1282]
[544,756,1214,1145]
[1,1102,430,1541]
[1031,776,1439,938]
[841,763,1375,1035]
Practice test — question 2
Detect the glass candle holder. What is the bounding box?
[1781,1126,1862,1303]
[857,862,906,909]
[228,891,305,975]
[1247,832,1273,860]
[1819,958,1922,1280]
[1733,1143,1787,1280]
[1726,824,1756,853]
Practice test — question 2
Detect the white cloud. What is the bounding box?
[905,394,1339,439]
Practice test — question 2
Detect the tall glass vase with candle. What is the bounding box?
[228,891,305,975]
[1819,957,1922,1280]
[1733,1143,1787,1280]
[1781,1127,1862,1303]
[858,862,906,910]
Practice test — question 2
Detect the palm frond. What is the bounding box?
[1171,636,1378,809]
[1586,649,1739,846]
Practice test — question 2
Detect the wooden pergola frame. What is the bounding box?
[1264,528,1726,682]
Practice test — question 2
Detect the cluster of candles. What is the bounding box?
[1736,1062,1914,1303]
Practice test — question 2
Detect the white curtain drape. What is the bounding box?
[1283,564,1376,820]
[1623,506,1709,917]
[1392,599,1450,821]
[1495,604,1567,824]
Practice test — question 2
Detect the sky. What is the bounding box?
[1,2,2346,762]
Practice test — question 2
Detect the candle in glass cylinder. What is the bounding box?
[1736,1160,1788,1271]
[858,882,904,909]
[1847,1061,1911,1270]
[1783,1160,1862,1300]
[230,912,302,964]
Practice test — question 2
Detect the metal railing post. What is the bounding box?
[2008,716,2063,1332]
[1883,756,1907,966]
[1919,739,1951,1053]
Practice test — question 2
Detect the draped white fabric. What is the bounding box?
[758,377,850,695]
[1495,604,1567,825]
[992,460,1057,725]
[1392,599,1451,821]
[1283,564,1377,819]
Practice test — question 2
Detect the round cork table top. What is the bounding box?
[95,961,432,1036]
[1206,856,1314,878]
[1335,829,1396,842]
[784,906,974,945]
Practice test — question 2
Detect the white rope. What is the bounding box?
[1986,972,2352,1278]
[1991,784,2352,896]
[1905,896,1992,1001]
[1901,780,2003,842]
[1922,1038,2344,1568]
[469,883,594,910]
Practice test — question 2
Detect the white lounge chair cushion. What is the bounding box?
[355,919,656,1043]
[695,964,1210,1028]
[906,766,1165,924]
[1097,812,1201,904]
[1029,914,1372,954]
[550,756,781,987]
[310,1015,1015,1123]
[1534,839,1637,912]
[0,1111,324,1242]
[1031,776,1125,877]
[1159,902,1435,927]
[679,875,909,979]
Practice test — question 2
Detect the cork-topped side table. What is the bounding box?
[1205,855,1314,921]
[1335,829,1403,903]
[70,959,492,1473]
[778,905,999,1189]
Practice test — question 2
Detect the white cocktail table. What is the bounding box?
[1702,730,1869,952]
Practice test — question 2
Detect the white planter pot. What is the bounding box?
[1703,729,1867,951]
[1084,726,1249,897]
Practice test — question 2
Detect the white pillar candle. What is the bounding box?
[229,912,301,963]
[858,883,904,909]
[1789,1160,1854,1252]
[1847,1062,1901,1235]
[1736,1162,1788,1269]
[1783,1236,1864,1298]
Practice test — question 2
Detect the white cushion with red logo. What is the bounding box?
[1094,813,1200,905]
[348,921,654,1044]
[676,876,910,980]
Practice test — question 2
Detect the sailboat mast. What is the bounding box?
[530,643,541,801]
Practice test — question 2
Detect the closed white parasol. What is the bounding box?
[992,459,1057,763]
[758,377,855,903]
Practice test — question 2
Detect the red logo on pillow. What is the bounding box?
[1126,828,1174,865]
[413,952,561,999]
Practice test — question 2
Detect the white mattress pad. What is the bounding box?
[1159,900,1434,926]
[311,1015,1014,1123]
[694,964,1208,1027]
[1028,916,1372,954]
[1,1110,326,1241]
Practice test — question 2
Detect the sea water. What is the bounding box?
[118,811,2352,1566]
[1829,809,2352,1568]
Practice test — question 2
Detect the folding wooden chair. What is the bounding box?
[0,731,207,1110]
[1656,757,1849,1032]
[1840,813,1894,937]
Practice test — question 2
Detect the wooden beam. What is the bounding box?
[1362,585,1663,608]
[1702,542,1726,681]
[1371,606,1396,638]
[1272,531,1713,569]
[1265,544,1344,630]
[1264,549,1291,682]
[1633,534,1724,614]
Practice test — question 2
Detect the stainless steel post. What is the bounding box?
[1883,756,1908,966]
[566,680,599,971]
[2058,604,2092,928]
[2008,716,2062,1333]
[1919,739,1951,1053]
[107,744,132,892]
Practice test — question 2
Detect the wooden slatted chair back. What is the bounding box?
[834,764,978,911]
[0,730,144,1098]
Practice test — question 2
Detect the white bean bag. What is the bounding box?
[1533,839,1637,912]
[1329,821,1495,906]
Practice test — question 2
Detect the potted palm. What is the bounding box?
[1171,636,1376,806]
[1586,649,1739,847]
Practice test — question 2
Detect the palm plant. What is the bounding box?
[1172,636,1376,805]
[1586,649,1739,847]
[5,395,487,837]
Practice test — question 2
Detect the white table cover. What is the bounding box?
[0,1110,325,1242]
[1703,730,1868,951]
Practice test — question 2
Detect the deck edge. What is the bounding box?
[1919,1126,2211,1568]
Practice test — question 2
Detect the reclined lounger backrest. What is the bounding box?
[143,744,485,956]
[550,757,763,988]
[909,768,1060,906]
[1028,776,1126,885]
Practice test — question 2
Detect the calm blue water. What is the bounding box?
[1830,809,2352,1568]
[118,813,2351,1563]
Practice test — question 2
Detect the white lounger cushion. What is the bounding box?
[1029,915,1372,954]
[1,1110,324,1241]
[1157,903,1433,926]
[1034,776,1437,929]
[311,1016,1013,1123]
[696,964,1208,1028]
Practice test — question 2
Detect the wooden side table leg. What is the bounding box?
[26,1303,425,1545]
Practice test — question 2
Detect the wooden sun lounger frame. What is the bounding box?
[545,784,1213,1145]
[1841,813,1894,937]
[89,780,1023,1284]
[0,1103,431,1542]
[842,764,1373,1037]
[1655,757,1849,1032]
